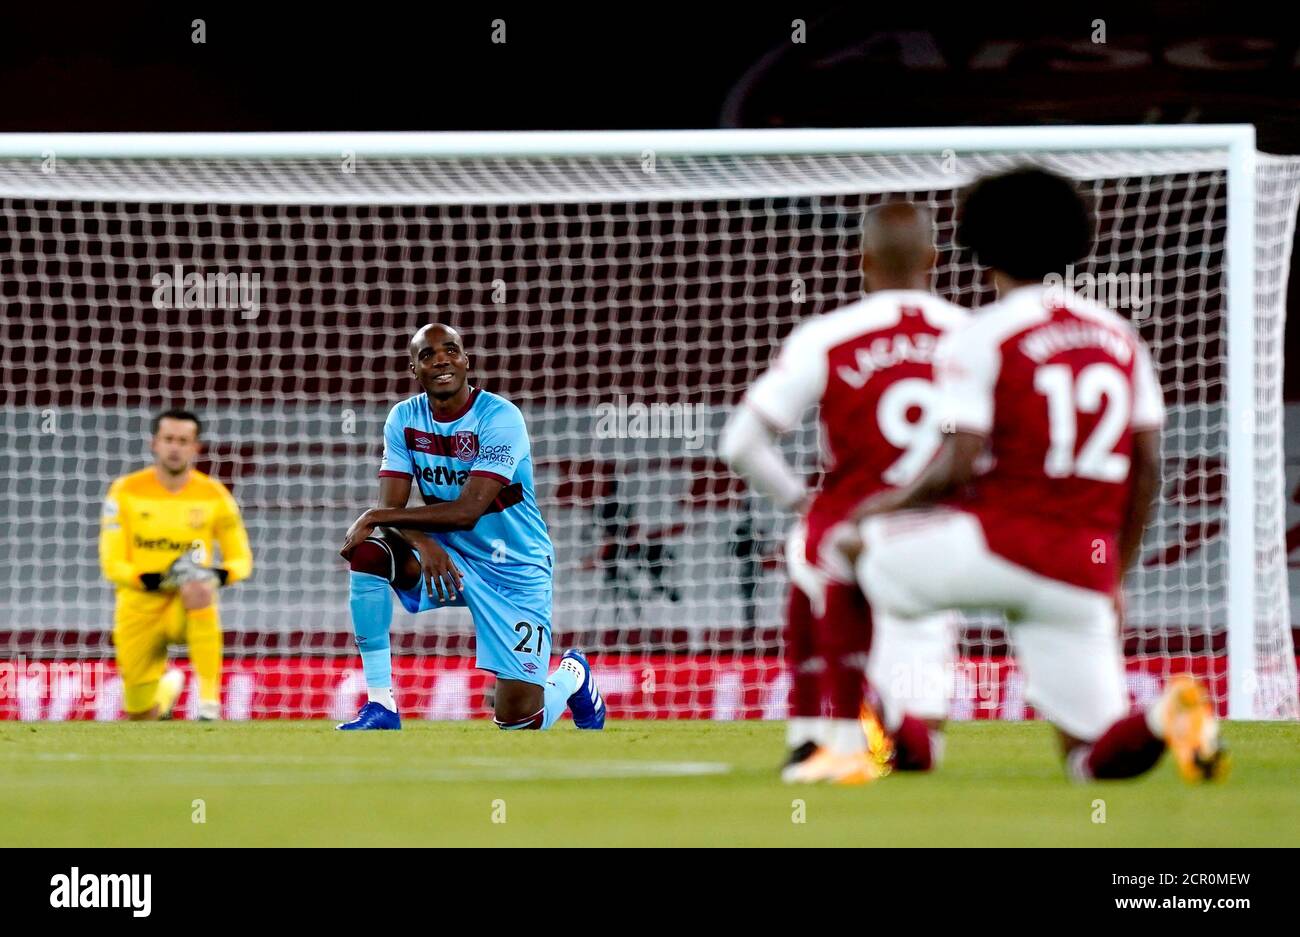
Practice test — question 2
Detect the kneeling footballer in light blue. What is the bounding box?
[337,323,604,731]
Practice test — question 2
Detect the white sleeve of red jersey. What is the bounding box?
[742,322,828,433]
[1130,338,1164,431]
[933,322,999,435]
[717,405,807,510]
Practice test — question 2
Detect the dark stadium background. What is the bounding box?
[2,2,1299,657]
[2,4,1294,378]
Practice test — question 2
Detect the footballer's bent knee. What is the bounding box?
[349,537,397,581]
[493,680,545,727]
[351,530,420,587]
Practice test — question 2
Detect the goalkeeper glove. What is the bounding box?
[158,553,221,592]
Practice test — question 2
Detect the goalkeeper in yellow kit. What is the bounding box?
[98,410,253,720]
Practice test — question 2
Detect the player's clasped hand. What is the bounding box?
[340,511,377,559]
[412,535,463,602]
[179,578,216,610]
[159,552,218,592]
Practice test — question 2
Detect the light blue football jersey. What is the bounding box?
[378,387,553,588]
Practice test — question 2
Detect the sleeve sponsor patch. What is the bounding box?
[477,444,516,467]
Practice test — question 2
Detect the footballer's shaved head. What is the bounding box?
[409,322,464,358]
[409,322,472,412]
[861,201,936,290]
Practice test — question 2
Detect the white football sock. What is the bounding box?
[786,717,825,749]
[1066,746,1093,783]
[928,730,946,768]
[553,657,585,696]
[1144,694,1167,738]
[826,718,867,755]
[368,687,397,712]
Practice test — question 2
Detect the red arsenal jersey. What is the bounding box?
[745,290,967,566]
[934,284,1164,594]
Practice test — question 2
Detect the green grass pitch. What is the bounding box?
[1,720,1295,847]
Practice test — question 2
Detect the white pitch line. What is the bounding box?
[0,752,732,784]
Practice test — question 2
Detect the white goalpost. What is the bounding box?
[0,126,1296,720]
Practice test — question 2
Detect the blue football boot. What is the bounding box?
[336,701,402,730]
[561,649,606,730]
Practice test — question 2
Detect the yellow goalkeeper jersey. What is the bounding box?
[99,467,253,601]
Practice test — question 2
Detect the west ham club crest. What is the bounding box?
[454,431,479,462]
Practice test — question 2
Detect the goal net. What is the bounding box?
[0,129,1296,720]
